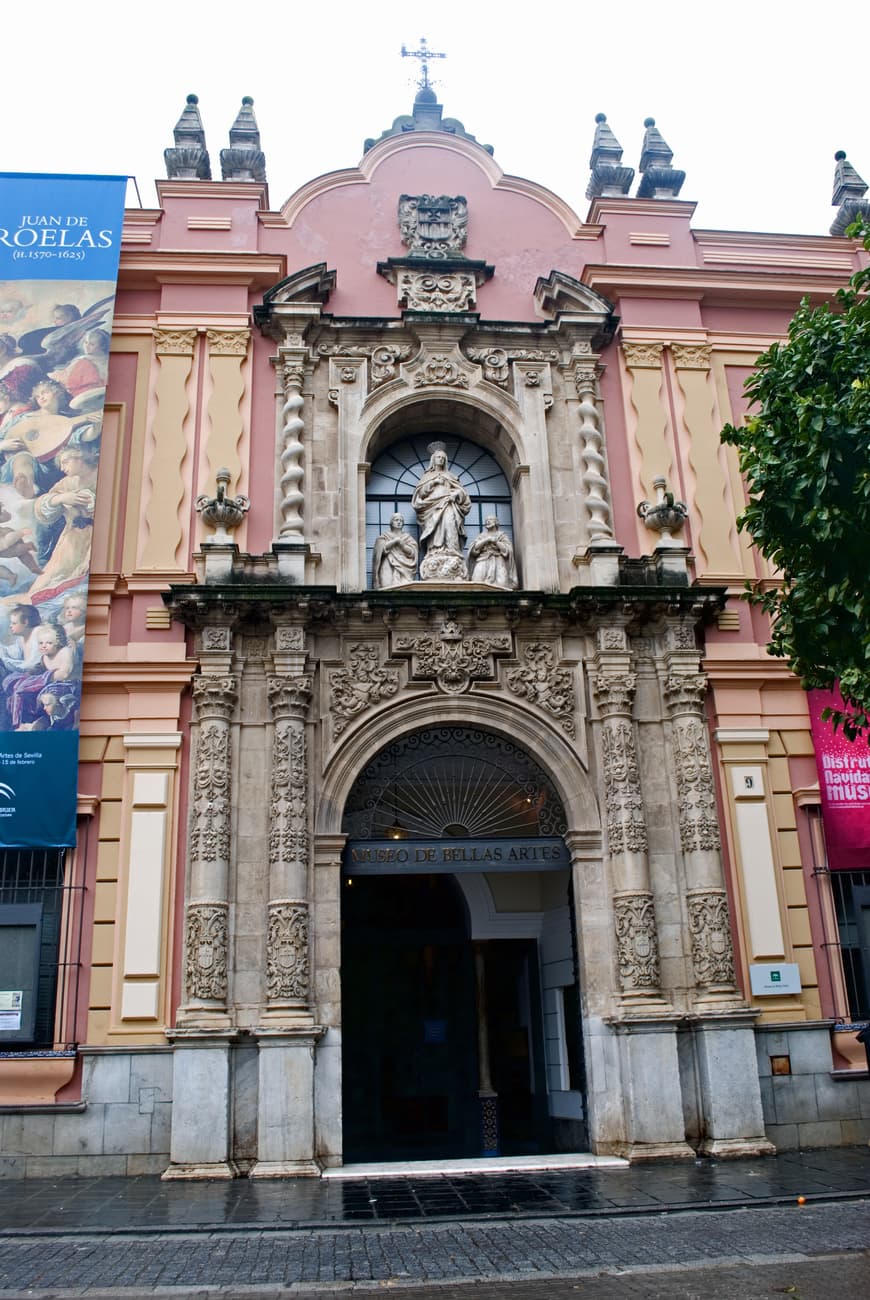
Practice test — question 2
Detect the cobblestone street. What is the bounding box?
[1,1200,868,1297]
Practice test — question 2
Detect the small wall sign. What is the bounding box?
[749,962,802,996]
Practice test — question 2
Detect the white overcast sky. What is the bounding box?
[3,1,864,237]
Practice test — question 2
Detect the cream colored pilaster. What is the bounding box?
[141,328,196,570]
[622,342,672,509]
[202,328,250,509]
[115,735,182,1031]
[671,343,736,578]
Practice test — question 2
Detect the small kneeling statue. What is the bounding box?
[467,516,517,589]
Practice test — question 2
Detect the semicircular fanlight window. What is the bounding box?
[342,727,567,840]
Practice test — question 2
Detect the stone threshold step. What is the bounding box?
[322,1153,629,1179]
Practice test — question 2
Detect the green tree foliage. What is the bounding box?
[721,219,870,737]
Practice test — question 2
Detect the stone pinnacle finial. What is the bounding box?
[220,97,267,183]
[164,93,211,180]
[586,113,634,200]
[830,150,870,236]
[637,117,685,199]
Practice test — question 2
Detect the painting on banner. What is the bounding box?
[0,174,126,847]
[808,687,870,870]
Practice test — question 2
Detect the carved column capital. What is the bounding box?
[153,327,197,357]
[622,341,664,369]
[671,342,712,371]
[573,362,599,394]
[266,900,310,1003]
[613,891,661,992]
[686,888,736,990]
[593,672,637,717]
[664,673,708,715]
[192,674,238,722]
[206,328,250,357]
[184,901,229,1003]
[268,674,312,720]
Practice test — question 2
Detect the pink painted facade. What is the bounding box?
[1,91,869,1174]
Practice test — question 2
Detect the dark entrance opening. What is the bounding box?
[341,872,551,1162]
[342,872,477,1162]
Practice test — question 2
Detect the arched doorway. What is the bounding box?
[340,727,586,1163]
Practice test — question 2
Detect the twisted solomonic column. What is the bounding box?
[278,360,305,540]
[575,363,614,544]
[265,674,313,1017]
[182,674,238,1019]
[593,669,665,1004]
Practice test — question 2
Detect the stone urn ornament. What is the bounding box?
[195,467,250,543]
[637,476,688,547]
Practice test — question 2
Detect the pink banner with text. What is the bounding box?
[808,688,870,870]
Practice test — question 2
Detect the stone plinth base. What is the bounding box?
[697,1137,776,1158]
[620,1140,695,1162]
[249,1159,321,1179]
[161,1161,239,1181]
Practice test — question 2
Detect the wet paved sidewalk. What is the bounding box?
[0,1146,867,1234]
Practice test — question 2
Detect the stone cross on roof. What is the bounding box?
[400,37,446,92]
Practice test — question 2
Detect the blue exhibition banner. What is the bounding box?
[0,173,126,847]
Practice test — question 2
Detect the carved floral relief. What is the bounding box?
[505,643,576,735]
[185,901,229,1002]
[329,644,399,737]
[687,889,736,988]
[613,892,661,990]
[266,900,309,1001]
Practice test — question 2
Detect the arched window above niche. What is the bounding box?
[365,433,514,589]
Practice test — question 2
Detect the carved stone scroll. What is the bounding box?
[399,270,477,312]
[266,900,309,1002]
[184,901,229,1002]
[687,889,736,988]
[613,891,661,991]
[505,643,576,735]
[329,644,399,737]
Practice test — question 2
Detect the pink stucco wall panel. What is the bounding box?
[261,146,600,320]
[156,195,262,250]
[157,283,252,313]
[615,295,704,330]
